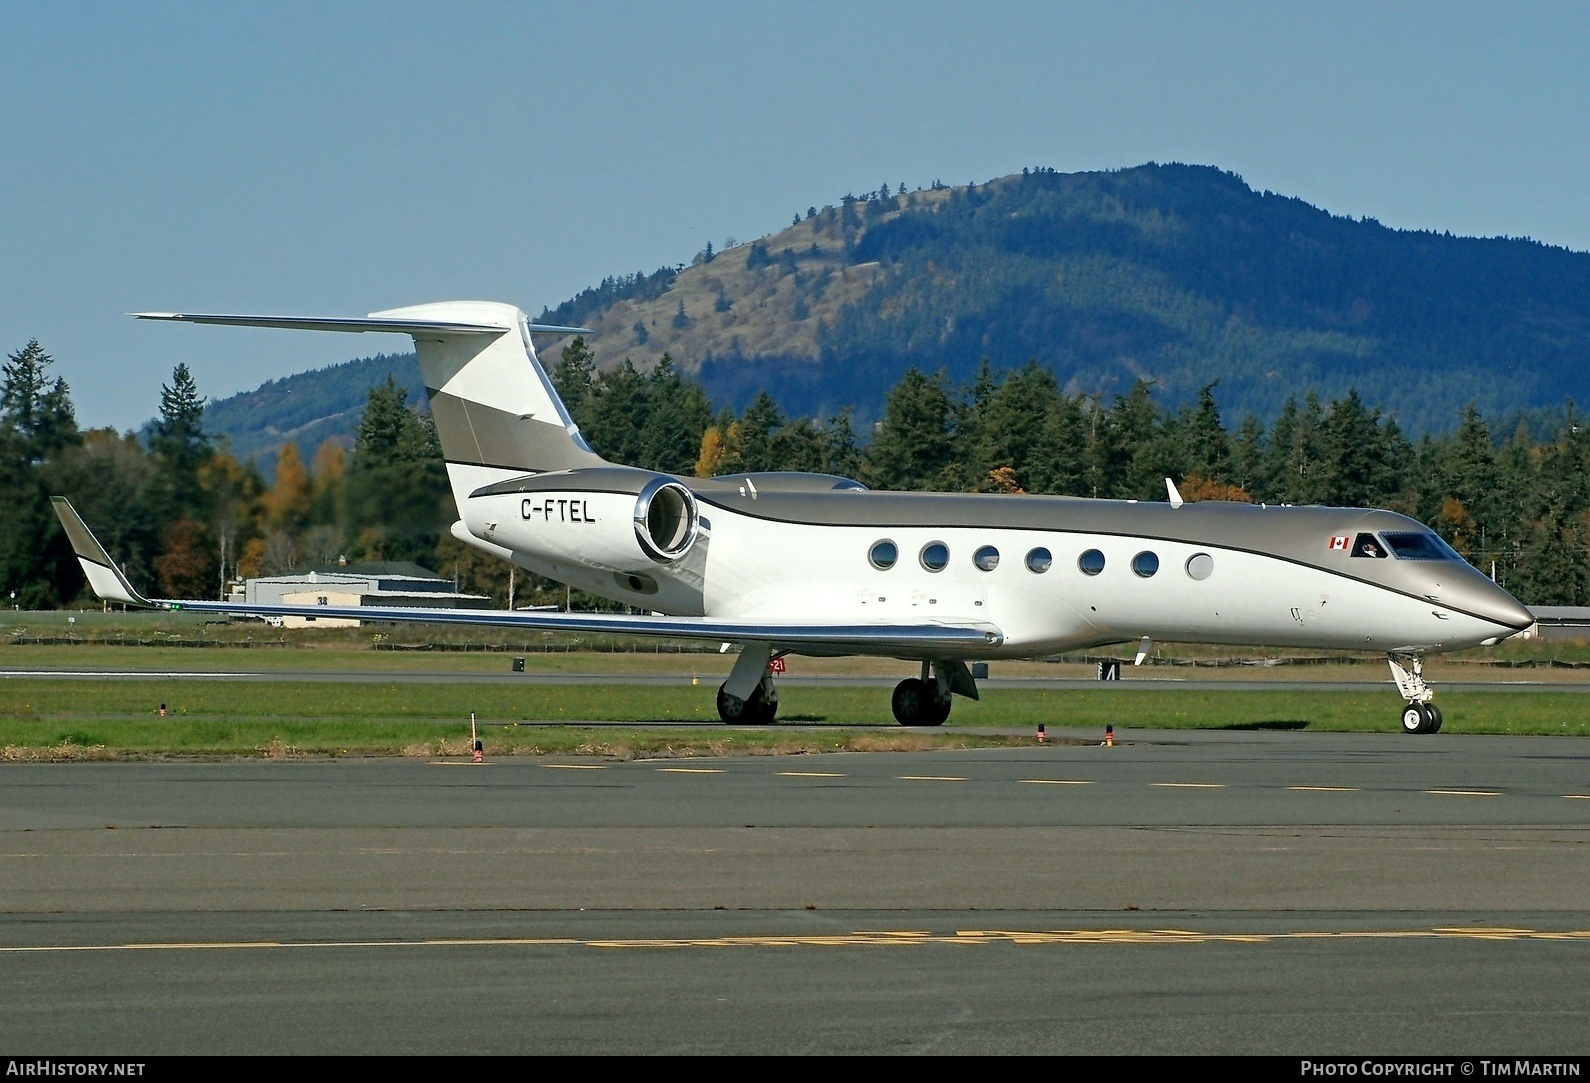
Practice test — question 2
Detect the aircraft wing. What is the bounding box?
[51,499,1002,654]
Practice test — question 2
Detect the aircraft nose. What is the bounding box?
[1456,575,1535,634]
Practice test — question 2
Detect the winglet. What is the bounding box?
[50,498,153,607]
[1165,478,1184,509]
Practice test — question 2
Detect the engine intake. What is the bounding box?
[634,478,698,562]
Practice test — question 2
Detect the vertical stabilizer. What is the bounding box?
[367,302,606,513]
[132,302,604,518]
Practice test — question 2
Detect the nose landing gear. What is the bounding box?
[1389,653,1443,734]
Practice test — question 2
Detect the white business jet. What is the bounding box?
[53,301,1535,733]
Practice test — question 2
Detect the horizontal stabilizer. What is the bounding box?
[131,312,591,336]
[50,498,152,606]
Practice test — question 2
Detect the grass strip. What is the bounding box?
[0,678,1585,760]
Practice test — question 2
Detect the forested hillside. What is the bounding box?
[199,352,422,469]
[194,163,1589,465]
[543,163,1590,433]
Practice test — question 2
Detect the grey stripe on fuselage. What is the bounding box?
[476,470,1413,570]
[427,389,603,473]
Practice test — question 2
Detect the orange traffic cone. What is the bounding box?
[1104,725,1115,747]
[1036,723,1046,743]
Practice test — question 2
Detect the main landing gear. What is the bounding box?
[891,660,980,726]
[891,676,950,726]
[716,678,778,724]
[715,647,983,727]
[1389,652,1443,734]
[716,642,780,724]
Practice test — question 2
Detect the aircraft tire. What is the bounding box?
[1400,702,1435,735]
[1426,703,1443,733]
[891,678,940,726]
[755,686,779,724]
[717,681,777,725]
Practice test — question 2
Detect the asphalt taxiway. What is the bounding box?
[1,731,1586,1054]
[5,663,1590,693]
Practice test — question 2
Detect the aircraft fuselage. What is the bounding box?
[461,470,1534,661]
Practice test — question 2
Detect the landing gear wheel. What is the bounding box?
[891,678,951,726]
[718,681,778,724]
[1400,702,1438,735]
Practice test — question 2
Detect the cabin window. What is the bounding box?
[1026,547,1053,573]
[1077,549,1104,576]
[920,542,950,572]
[1184,553,1214,580]
[973,545,1000,572]
[1351,533,1388,558]
[869,540,898,570]
[1131,551,1160,578]
[1380,531,1462,561]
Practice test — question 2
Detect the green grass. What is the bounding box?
[12,607,1590,664]
[0,678,1585,761]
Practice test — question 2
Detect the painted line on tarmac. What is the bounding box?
[1019,779,1092,785]
[898,775,966,782]
[777,771,846,778]
[1289,785,1358,792]
[1152,782,1226,789]
[4,927,1588,955]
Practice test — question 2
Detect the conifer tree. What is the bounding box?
[862,369,957,491]
[0,340,80,606]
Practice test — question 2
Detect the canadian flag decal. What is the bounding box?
[1328,535,1350,551]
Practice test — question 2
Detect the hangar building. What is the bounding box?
[238,561,492,628]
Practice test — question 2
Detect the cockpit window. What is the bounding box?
[1351,533,1387,558]
[1379,531,1462,561]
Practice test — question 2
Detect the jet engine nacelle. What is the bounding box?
[466,471,701,574]
[631,476,700,563]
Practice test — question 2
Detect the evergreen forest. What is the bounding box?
[5,335,1590,615]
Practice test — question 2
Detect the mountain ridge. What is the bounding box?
[194,163,1590,464]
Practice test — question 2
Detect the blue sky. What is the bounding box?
[2,0,1585,431]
